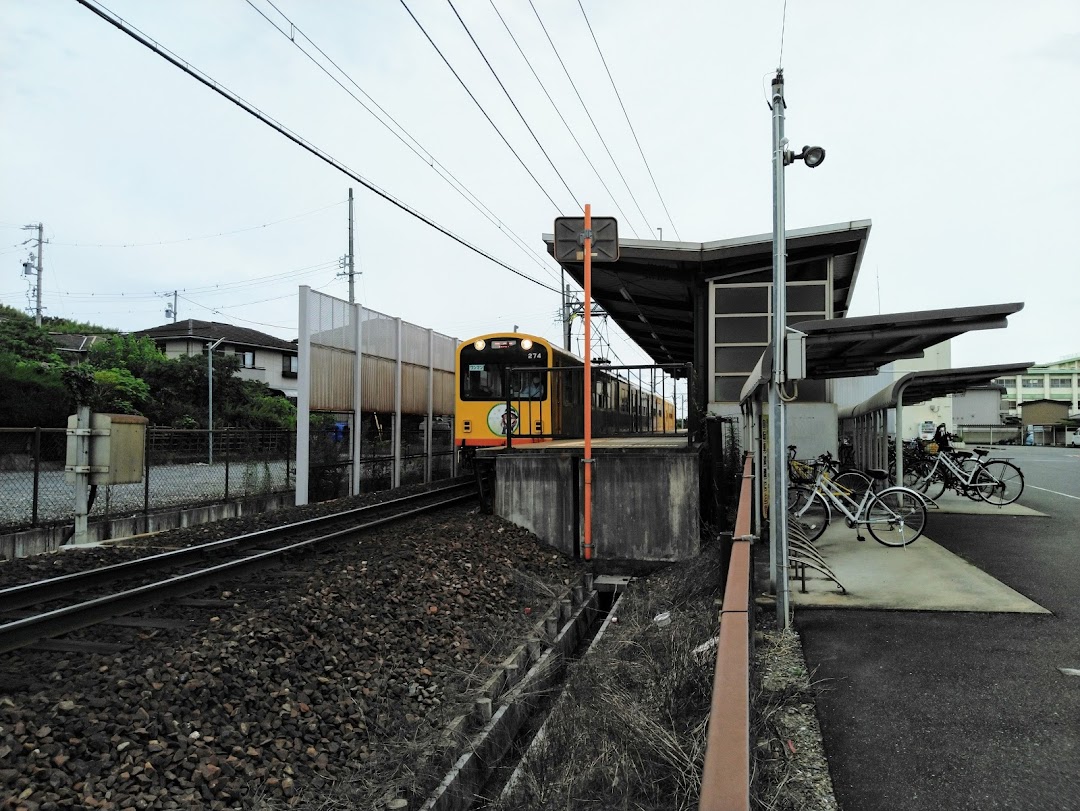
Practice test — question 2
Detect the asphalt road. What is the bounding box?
[796,446,1080,811]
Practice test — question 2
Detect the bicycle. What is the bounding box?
[789,455,927,547]
[913,444,1024,506]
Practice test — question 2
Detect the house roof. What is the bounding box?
[135,320,295,352]
[50,333,113,353]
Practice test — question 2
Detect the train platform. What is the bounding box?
[788,492,1049,612]
[475,434,703,565]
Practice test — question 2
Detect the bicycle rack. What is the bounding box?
[787,518,846,594]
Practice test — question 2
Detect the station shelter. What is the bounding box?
[524,220,1031,565]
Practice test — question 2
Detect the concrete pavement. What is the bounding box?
[792,450,1080,810]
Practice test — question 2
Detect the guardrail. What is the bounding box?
[699,453,754,811]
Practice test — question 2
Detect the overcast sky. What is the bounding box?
[1,1,1078,371]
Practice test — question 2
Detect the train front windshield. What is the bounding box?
[460,339,547,401]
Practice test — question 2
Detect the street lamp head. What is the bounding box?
[797,145,826,168]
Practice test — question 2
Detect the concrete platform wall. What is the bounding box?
[494,450,700,563]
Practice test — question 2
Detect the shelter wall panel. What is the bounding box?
[310,346,355,412]
[361,356,397,413]
[360,311,398,360]
[401,322,431,367]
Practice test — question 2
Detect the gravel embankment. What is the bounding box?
[0,483,586,810]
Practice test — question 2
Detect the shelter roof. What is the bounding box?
[542,220,871,365]
[840,362,1034,419]
[741,302,1027,404]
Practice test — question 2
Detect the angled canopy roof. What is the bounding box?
[840,362,1034,419]
[741,302,1027,404]
[790,302,1025,378]
[542,220,871,365]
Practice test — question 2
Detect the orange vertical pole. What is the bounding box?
[583,204,593,561]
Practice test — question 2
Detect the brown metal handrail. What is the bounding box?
[698,453,754,810]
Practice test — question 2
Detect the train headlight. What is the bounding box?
[520,338,533,350]
[473,339,486,351]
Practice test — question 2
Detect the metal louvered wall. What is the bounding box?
[296,287,458,505]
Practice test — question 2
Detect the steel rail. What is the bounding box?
[0,488,476,655]
[0,481,475,613]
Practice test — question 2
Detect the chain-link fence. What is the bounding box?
[2,422,457,533]
[0,427,294,534]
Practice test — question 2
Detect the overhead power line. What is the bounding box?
[576,0,681,241]
[74,0,562,297]
[486,0,640,238]
[246,0,562,284]
[445,0,581,212]
[528,0,653,237]
[398,0,569,215]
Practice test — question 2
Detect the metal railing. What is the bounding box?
[500,362,694,447]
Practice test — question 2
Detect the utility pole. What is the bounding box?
[165,290,178,322]
[21,223,44,327]
[347,188,355,304]
[338,188,357,304]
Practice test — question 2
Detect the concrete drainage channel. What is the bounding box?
[419,573,627,811]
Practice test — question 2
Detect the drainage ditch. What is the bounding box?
[419,574,623,811]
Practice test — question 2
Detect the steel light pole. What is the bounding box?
[769,69,826,629]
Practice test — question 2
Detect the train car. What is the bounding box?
[455,332,676,464]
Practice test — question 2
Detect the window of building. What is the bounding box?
[1021,377,1043,388]
[282,355,298,376]
[1050,377,1072,388]
[237,351,255,368]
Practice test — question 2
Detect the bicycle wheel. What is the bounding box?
[832,471,872,502]
[865,487,926,547]
[976,460,1024,506]
[790,489,830,542]
[916,465,947,501]
[959,457,986,501]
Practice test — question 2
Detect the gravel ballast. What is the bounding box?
[0,484,586,810]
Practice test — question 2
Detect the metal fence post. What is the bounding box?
[144,428,151,517]
[32,427,41,527]
[224,427,231,501]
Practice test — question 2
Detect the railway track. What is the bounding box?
[0,481,477,655]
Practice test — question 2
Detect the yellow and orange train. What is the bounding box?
[454,332,676,461]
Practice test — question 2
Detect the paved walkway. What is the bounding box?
[793,472,1080,810]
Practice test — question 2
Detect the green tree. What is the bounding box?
[91,367,151,414]
[87,334,165,378]
[0,306,60,365]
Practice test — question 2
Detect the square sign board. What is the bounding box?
[553,217,619,263]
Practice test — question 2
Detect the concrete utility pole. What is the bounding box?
[347,188,355,304]
[22,223,44,326]
[165,290,178,322]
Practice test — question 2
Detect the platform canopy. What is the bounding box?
[840,362,1034,419]
[542,220,871,366]
[740,302,1026,404]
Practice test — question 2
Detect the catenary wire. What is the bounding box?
[528,0,653,237]
[247,0,562,284]
[73,0,562,297]
[445,0,581,212]
[576,0,681,241]
[398,0,569,214]
[486,0,639,238]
